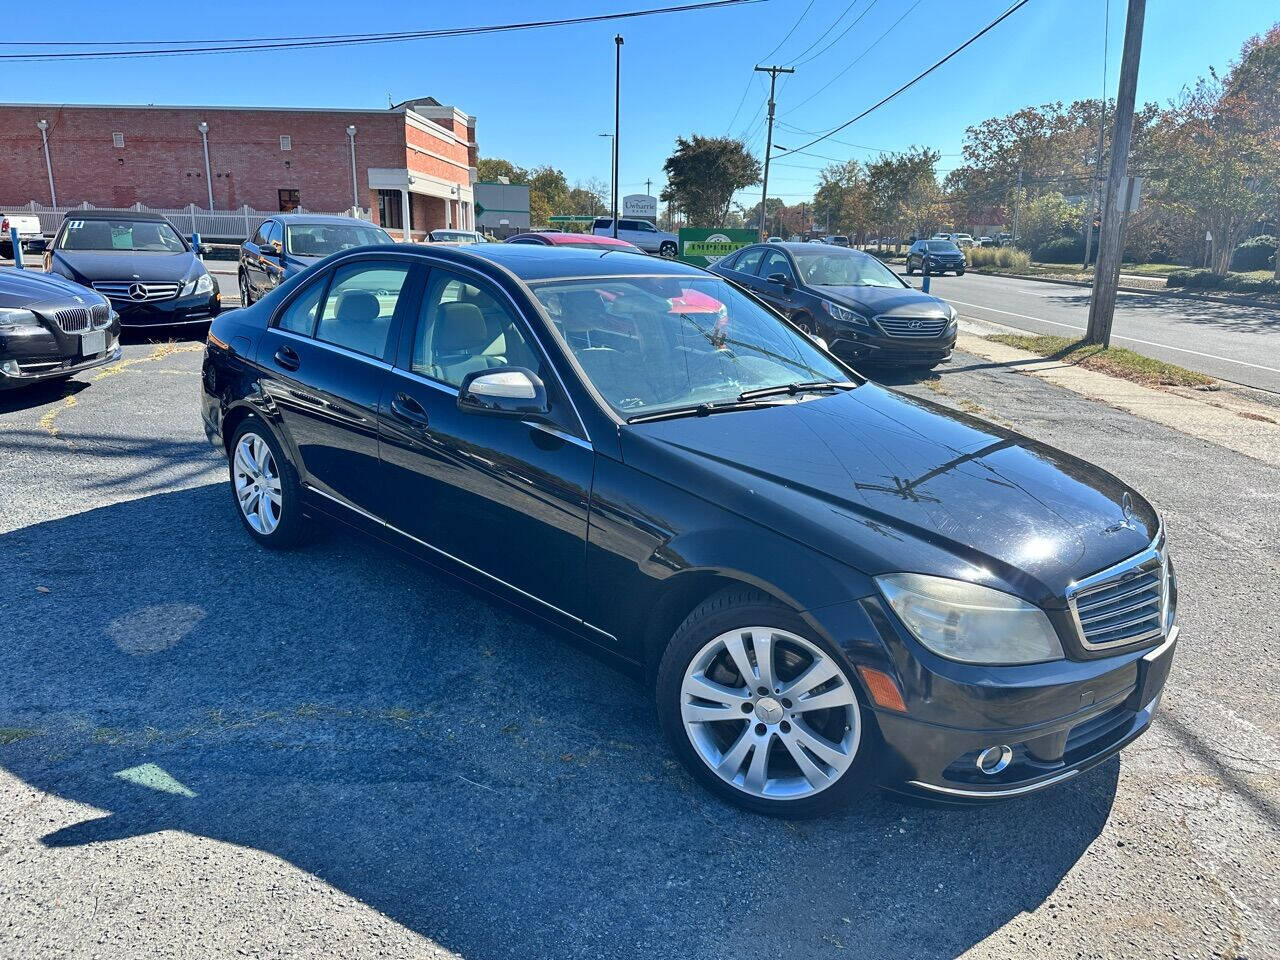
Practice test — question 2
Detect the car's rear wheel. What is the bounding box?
[657,588,873,818]
[659,241,678,258]
[905,261,915,275]
[238,271,252,306]
[229,418,306,548]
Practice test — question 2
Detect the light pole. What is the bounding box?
[197,121,214,210]
[346,125,359,212]
[36,119,56,207]
[598,133,615,223]
[612,34,623,238]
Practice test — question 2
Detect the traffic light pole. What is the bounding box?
[1085,0,1146,347]
[755,64,794,241]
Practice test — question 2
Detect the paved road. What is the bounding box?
[1,335,1276,958]
[907,270,1280,393]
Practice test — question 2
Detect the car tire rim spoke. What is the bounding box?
[680,626,859,800]
[233,432,280,535]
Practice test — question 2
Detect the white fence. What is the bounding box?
[14,201,369,243]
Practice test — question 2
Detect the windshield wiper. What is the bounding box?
[625,399,782,425]
[736,380,857,402]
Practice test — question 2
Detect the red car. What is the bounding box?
[505,232,646,254]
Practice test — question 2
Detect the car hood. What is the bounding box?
[51,250,198,284]
[619,384,1158,606]
[817,285,949,317]
[0,266,108,309]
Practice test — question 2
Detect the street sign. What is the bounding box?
[1124,176,1144,213]
[677,228,756,267]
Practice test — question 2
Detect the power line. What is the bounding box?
[784,0,1034,157]
[0,0,759,61]
[793,0,881,67]
[784,0,863,64]
[757,0,817,63]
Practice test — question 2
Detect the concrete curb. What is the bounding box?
[954,331,1280,467]
[964,269,1279,310]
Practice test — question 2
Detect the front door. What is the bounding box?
[757,249,798,317]
[256,256,417,518]
[377,265,593,623]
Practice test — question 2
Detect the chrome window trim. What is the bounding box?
[1065,528,1168,651]
[303,483,616,642]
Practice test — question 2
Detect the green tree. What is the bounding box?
[476,157,528,184]
[527,166,569,227]
[1017,191,1084,251]
[812,160,869,238]
[865,147,943,242]
[661,135,761,227]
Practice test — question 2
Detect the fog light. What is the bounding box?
[976,744,1012,775]
[1,360,19,376]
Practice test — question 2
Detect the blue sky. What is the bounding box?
[7,0,1276,211]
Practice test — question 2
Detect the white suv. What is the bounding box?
[592,219,679,257]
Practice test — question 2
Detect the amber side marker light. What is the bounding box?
[207,331,229,350]
[857,665,908,713]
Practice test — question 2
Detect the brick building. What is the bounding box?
[0,97,478,239]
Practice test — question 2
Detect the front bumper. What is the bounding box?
[0,321,122,389]
[878,626,1179,802]
[108,291,221,327]
[828,327,957,367]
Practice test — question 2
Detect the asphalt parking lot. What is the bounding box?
[1,325,1278,959]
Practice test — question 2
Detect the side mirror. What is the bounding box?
[260,243,279,258]
[766,272,792,288]
[458,366,549,419]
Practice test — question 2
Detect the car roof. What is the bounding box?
[61,210,175,223]
[440,242,703,281]
[273,214,377,226]
[733,242,869,255]
[519,232,636,247]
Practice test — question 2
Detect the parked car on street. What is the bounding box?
[906,239,967,276]
[952,233,976,247]
[428,229,487,245]
[200,242,1178,817]
[505,232,644,254]
[45,211,220,327]
[239,214,392,306]
[0,213,44,259]
[979,236,996,246]
[591,218,679,257]
[996,232,1015,246]
[711,242,957,369]
[822,235,851,247]
[0,266,121,390]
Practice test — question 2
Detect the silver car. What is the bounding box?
[592,218,679,257]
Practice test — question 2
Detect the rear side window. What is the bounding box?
[276,274,326,335]
[315,261,411,358]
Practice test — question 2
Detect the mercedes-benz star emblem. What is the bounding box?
[128,282,147,301]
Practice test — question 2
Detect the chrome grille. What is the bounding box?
[92,281,180,303]
[1067,541,1168,651]
[875,315,950,338]
[51,302,110,333]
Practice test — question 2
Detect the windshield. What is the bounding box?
[431,230,479,243]
[530,274,849,418]
[59,218,186,252]
[791,248,904,288]
[286,223,392,257]
[924,241,961,252]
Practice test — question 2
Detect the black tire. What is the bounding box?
[228,416,307,549]
[656,587,876,818]
[659,241,678,259]
[905,261,915,275]
[956,269,965,276]
[238,271,253,306]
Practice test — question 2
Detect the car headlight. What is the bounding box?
[944,303,957,324]
[183,272,214,297]
[0,308,42,329]
[823,300,867,325]
[875,573,1064,665]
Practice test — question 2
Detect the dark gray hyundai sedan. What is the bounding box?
[0,267,121,390]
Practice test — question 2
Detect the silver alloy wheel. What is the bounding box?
[233,432,283,535]
[680,626,860,800]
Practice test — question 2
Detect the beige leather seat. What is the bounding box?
[430,301,505,384]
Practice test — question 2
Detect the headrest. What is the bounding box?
[434,302,489,354]
[334,289,380,325]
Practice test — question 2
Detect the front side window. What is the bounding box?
[314,261,410,358]
[530,274,846,418]
[413,271,543,387]
[760,250,795,283]
[59,218,186,252]
[265,221,283,249]
[287,222,391,257]
[791,248,905,288]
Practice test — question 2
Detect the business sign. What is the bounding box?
[678,228,757,267]
[622,193,658,219]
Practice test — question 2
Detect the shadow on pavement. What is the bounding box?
[0,377,91,415]
[1,485,1119,959]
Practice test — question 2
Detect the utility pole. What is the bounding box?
[1011,167,1023,245]
[1086,0,1146,347]
[755,64,794,240]
[1082,109,1106,268]
[611,35,624,238]
[645,178,652,195]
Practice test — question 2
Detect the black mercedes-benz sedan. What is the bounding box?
[0,267,121,390]
[200,243,1178,817]
[45,211,220,327]
[710,243,957,369]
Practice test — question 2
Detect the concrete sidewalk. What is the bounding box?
[954,326,1280,467]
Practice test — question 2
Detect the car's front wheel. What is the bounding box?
[229,418,306,548]
[659,241,678,258]
[657,588,872,818]
[238,271,253,306]
[905,261,915,275]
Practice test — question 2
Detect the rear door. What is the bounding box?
[256,255,419,519]
[377,263,593,624]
